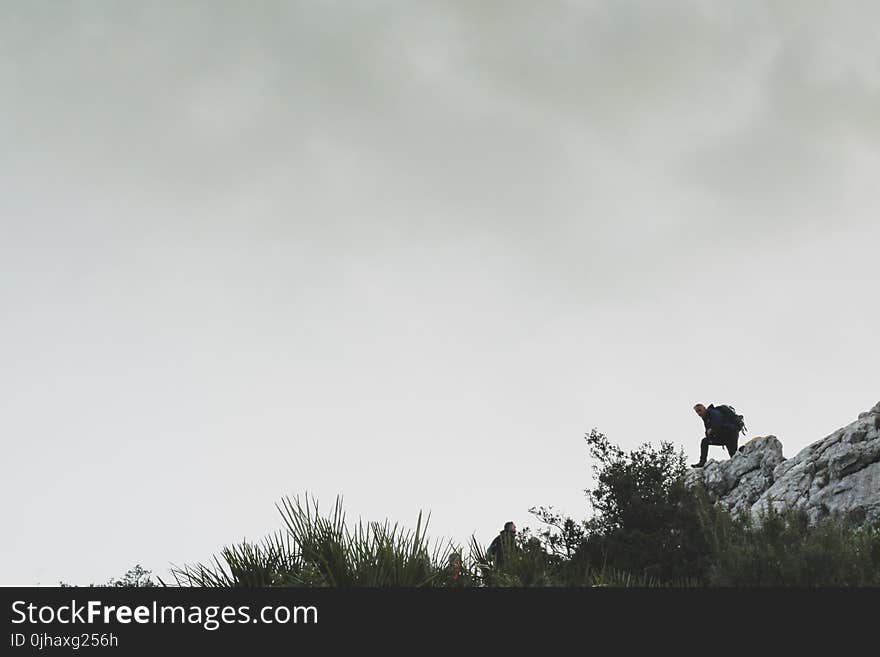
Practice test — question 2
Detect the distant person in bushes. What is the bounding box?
[445,551,471,587]
[448,552,462,581]
[691,403,747,468]
[487,521,517,567]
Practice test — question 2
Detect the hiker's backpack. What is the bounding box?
[715,404,747,435]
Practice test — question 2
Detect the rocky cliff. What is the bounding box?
[685,401,880,525]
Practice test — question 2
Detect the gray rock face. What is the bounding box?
[686,401,880,525]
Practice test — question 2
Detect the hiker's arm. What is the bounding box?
[706,409,723,435]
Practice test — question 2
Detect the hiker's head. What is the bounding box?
[694,403,707,417]
[504,521,516,533]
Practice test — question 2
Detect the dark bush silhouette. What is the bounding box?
[60,564,158,588]
[525,430,710,584]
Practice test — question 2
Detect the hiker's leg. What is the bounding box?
[699,437,709,464]
[726,431,739,457]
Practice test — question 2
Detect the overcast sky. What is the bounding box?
[2,1,878,585]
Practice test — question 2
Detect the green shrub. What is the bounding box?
[567,430,711,584]
[172,494,453,587]
[699,500,880,587]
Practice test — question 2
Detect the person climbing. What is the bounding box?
[691,403,746,468]
[487,521,517,567]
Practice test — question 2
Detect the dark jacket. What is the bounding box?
[487,530,516,566]
[704,405,737,442]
